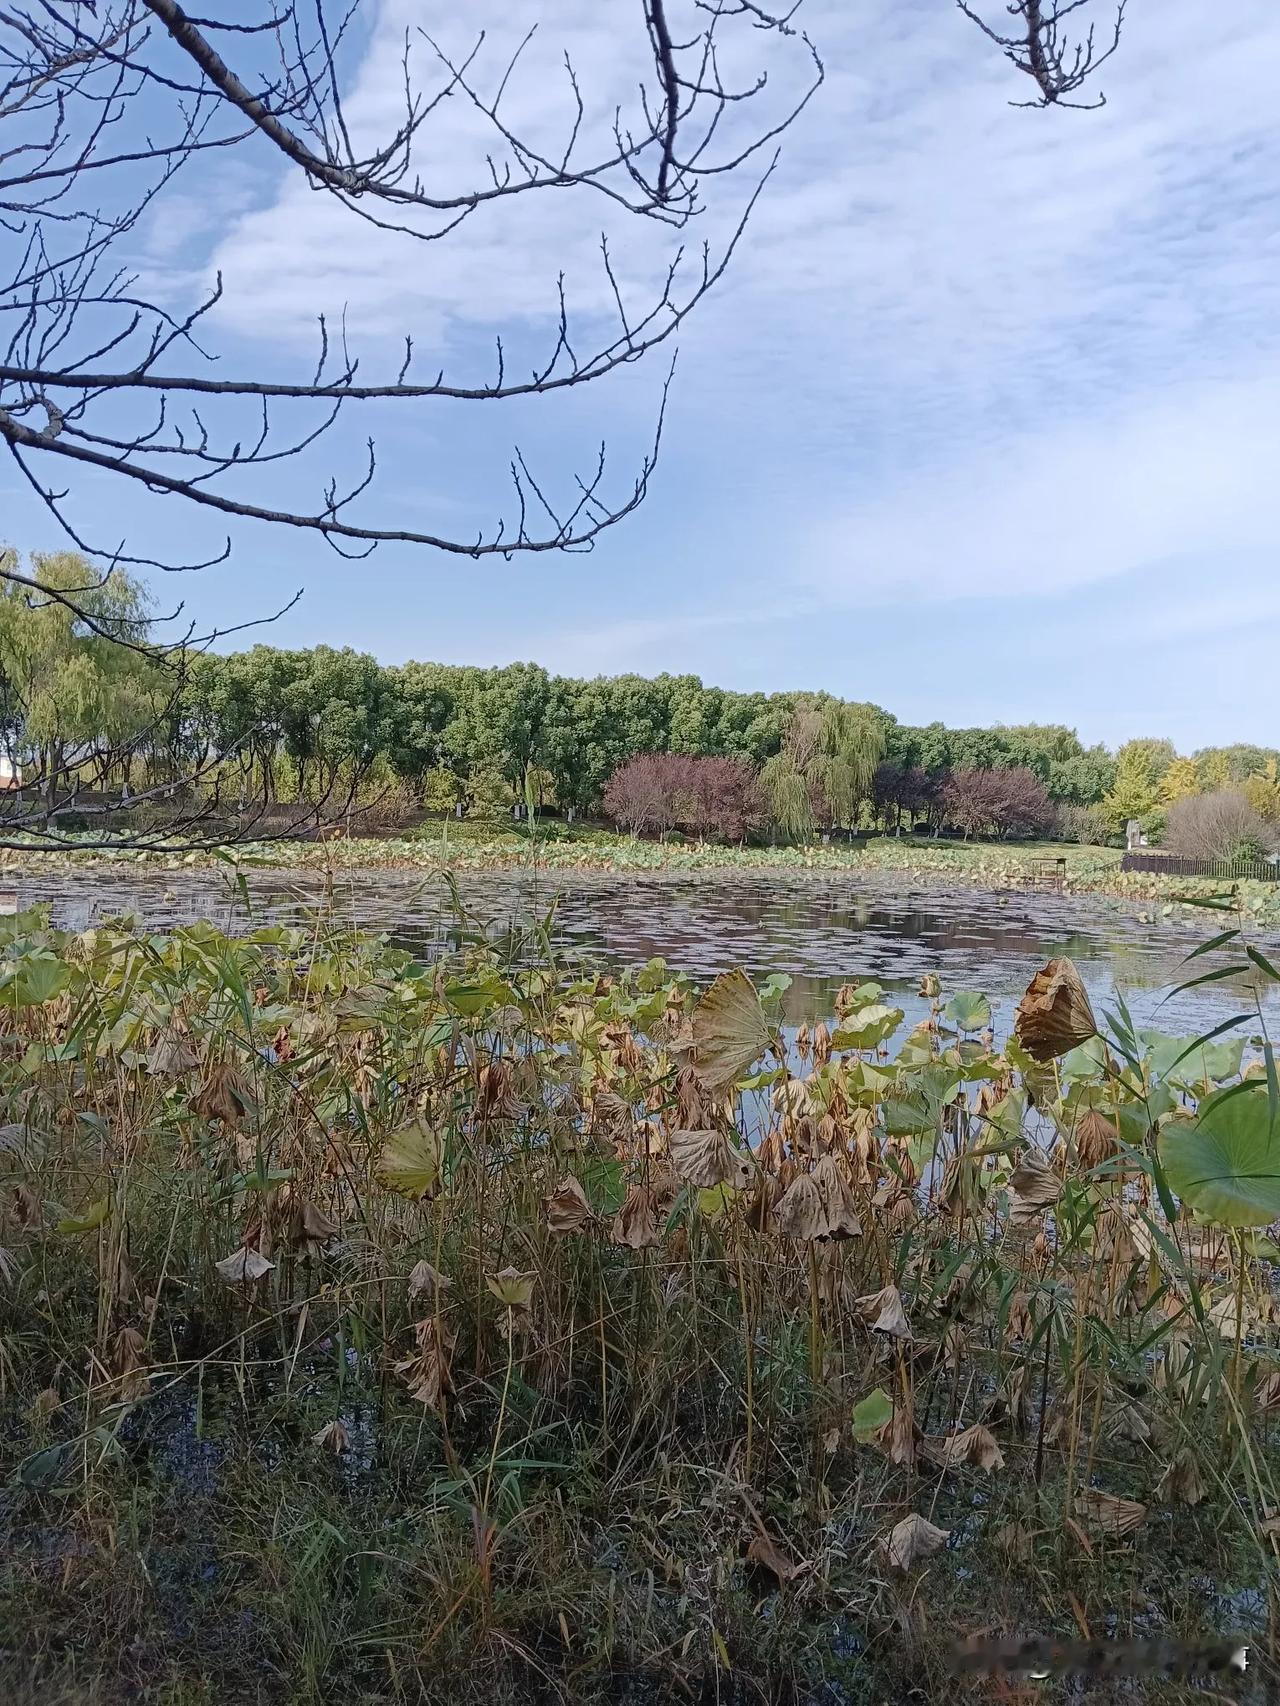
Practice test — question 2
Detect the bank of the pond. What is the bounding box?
[5,828,1279,926]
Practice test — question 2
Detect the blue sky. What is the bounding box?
[4,0,1279,751]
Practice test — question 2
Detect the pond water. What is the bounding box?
[11,862,1279,1044]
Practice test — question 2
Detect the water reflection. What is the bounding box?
[15,863,1278,1039]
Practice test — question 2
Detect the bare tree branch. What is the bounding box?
[956,0,1125,108]
[0,1,820,629]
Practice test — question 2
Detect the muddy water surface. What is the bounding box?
[13,863,1279,1042]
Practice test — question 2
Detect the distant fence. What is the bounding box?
[1121,852,1280,883]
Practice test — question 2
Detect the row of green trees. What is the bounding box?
[2,554,1277,836]
[177,648,1130,823]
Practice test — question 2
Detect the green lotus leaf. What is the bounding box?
[1161,1085,1280,1227]
[944,990,991,1033]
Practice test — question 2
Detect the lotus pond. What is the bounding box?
[0,889,1278,1705]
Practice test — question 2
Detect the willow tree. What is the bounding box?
[761,697,886,839]
[0,552,160,805]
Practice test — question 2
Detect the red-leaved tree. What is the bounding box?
[603,753,763,842]
[941,766,1053,839]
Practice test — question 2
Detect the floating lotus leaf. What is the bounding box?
[831,1004,904,1051]
[944,991,991,1033]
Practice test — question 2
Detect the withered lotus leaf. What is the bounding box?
[691,969,774,1091]
[1014,957,1097,1063]
[883,1513,950,1571]
[544,1175,595,1235]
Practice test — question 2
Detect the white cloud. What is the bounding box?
[803,367,1280,602]
[175,0,1280,635]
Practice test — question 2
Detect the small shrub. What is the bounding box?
[1163,790,1277,864]
[1055,802,1110,846]
[467,768,513,821]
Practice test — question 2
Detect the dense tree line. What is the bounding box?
[2,556,1276,845]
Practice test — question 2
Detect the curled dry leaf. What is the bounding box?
[772,1172,823,1240]
[812,1153,862,1239]
[396,1317,455,1412]
[1157,1448,1205,1507]
[1095,1200,1146,1266]
[590,1089,633,1139]
[1007,1147,1061,1224]
[876,1407,924,1470]
[475,1060,527,1124]
[1108,1403,1152,1445]
[773,1156,862,1242]
[1075,1109,1120,1169]
[883,1513,950,1572]
[111,1326,148,1399]
[1075,1488,1147,1538]
[288,1195,338,1254]
[215,1245,274,1287]
[1013,957,1097,1063]
[407,1260,451,1305]
[544,1175,595,1236]
[853,1284,913,1341]
[745,1175,783,1235]
[613,1184,664,1249]
[746,1529,801,1586]
[924,1423,1004,1473]
[669,1128,735,1189]
[675,1067,714,1129]
[812,1020,832,1065]
[192,1062,254,1127]
[1253,1370,1280,1413]
[941,1322,967,1372]
[312,1419,351,1455]
[146,1028,198,1077]
[691,968,773,1092]
[1207,1292,1255,1340]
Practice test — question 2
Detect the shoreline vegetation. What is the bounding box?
[0,901,1277,1704]
[6,827,1280,928]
